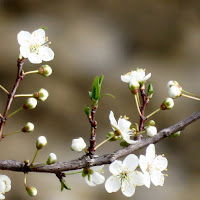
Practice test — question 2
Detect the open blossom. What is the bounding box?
[105,154,144,197]
[139,144,168,188]
[109,111,137,144]
[17,28,54,64]
[83,166,105,187]
[121,68,151,88]
[0,175,11,199]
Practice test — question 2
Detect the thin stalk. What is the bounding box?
[94,135,114,150]
[7,107,23,119]
[24,70,39,75]
[3,130,22,137]
[146,108,161,119]
[134,94,142,116]
[30,149,39,167]
[0,85,9,95]
[135,130,145,136]
[14,94,33,98]
[182,93,200,101]
[181,90,200,99]
[24,173,27,186]
[32,163,46,168]
[65,170,83,176]
[136,92,141,107]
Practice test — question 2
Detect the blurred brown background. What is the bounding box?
[0,0,200,199]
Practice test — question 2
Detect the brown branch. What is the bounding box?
[0,110,199,174]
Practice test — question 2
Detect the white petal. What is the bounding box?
[121,74,131,83]
[0,193,5,200]
[123,154,138,171]
[0,175,11,186]
[118,118,131,133]
[130,171,145,186]
[123,137,138,144]
[121,179,135,197]
[19,46,30,58]
[143,73,151,81]
[17,31,32,46]
[90,165,104,172]
[5,184,11,192]
[146,144,155,164]
[31,29,46,45]
[109,111,118,130]
[84,176,96,187]
[150,171,165,186]
[143,171,151,188]
[139,155,148,173]
[109,160,123,175]
[0,181,5,193]
[28,53,42,64]
[90,172,105,185]
[39,47,54,62]
[105,175,121,193]
[152,155,168,172]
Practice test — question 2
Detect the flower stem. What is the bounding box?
[136,92,141,107]
[32,163,46,168]
[14,94,33,98]
[134,94,142,116]
[24,173,27,186]
[94,135,114,150]
[135,130,145,136]
[24,70,39,75]
[65,170,83,176]
[0,85,9,95]
[3,130,22,137]
[7,107,23,119]
[182,93,200,101]
[30,149,39,167]
[146,108,161,119]
[181,90,200,99]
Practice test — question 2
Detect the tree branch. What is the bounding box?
[0,110,199,174]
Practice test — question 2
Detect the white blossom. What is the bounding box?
[146,126,157,137]
[109,111,137,144]
[139,144,168,188]
[0,175,11,199]
[71,137,86,152]
[17,29,54,64]
[83,166,105,187]
[105,154,144,197]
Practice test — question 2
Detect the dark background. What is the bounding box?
[0,0,199,199]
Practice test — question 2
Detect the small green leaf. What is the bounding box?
[88,91,93,100]
[60,179,71,191]
[84,105,91,116]
[100,93,115,99]
[42,27,47,30]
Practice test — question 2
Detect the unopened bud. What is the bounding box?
[84,106,91,117]
[38,65,52,77]
[36,136,47,150]
[146,126,157,137]
[46,153,57,165]
[147,83,154,98]
[129,80,140,94]
[148,120,155,126]
[168,86,182,99]
[106,132,118,141]
[167,80,182,90]
[71,137,86,152]
[160,98,174,110]
[23,98,37,109]
[22,122,34,132]
[26,186,37,197]
[33,88,49,101]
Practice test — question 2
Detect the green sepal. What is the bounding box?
[60,179,71,191]
[42,27,47,30]
[120,141,130,148]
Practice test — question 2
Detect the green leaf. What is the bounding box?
[42,27,47,30]
[60,179,71,191]
[92,76,99,100]
[100,93,115,99]
[84,105,91,116]
[88,91,93,100]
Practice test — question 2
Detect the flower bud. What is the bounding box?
[106,132,118,141]
[160,98,174,110]
[71,137,86,152]
[147,83,154,98]
[148,120,155,126]
[146,126,157,137]
[84,106,91,117]
[167,80,182,90]
[46,153,57,165]
[168,86,182,99]
[38,65,52,77]
[33,88,49,101]
[36,136,47,150]
[129,80,140,94]
[22,122,34,132]
[26,186,37,197]
[23,98,37,109]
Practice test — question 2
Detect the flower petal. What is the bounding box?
[143,171,151,188]
[31,29,46,45]
[0,181,5,193]
[130,171,145,186]
[39,47,54,62]
[152,155,168,172]
[19,46,30,58]
[139,155,148,173]
[0,193,5,200]
[0,175,11,192]
[17,31,32,46]
[109,111,118,130]
[28,53,42,64]
[121,179,135,197]
[84,176,96,187]
[146,144,155,164]
[118,118,131,133]
[123,154,138,171]
[90,165,104,172]
[121,74,131,83]
[90,172,105,185]
[109,160,123,175]
[123,137,138,144]
[150,171,165,186]
[105,175,121,193]
[143,73,151,81]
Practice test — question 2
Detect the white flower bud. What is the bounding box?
[167,80,182,89]
[71,137,86,152]
[46,153,57,165]
[23,98,37,109]
[160,98,174,110]
[146,126,157,137]
[168,86,182,98]
[34,88,49,101]
[39,65,52,77]
[36,136,47,150]
[129,80,140,94]
[26,186,37,196]
[22,122,34,132]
